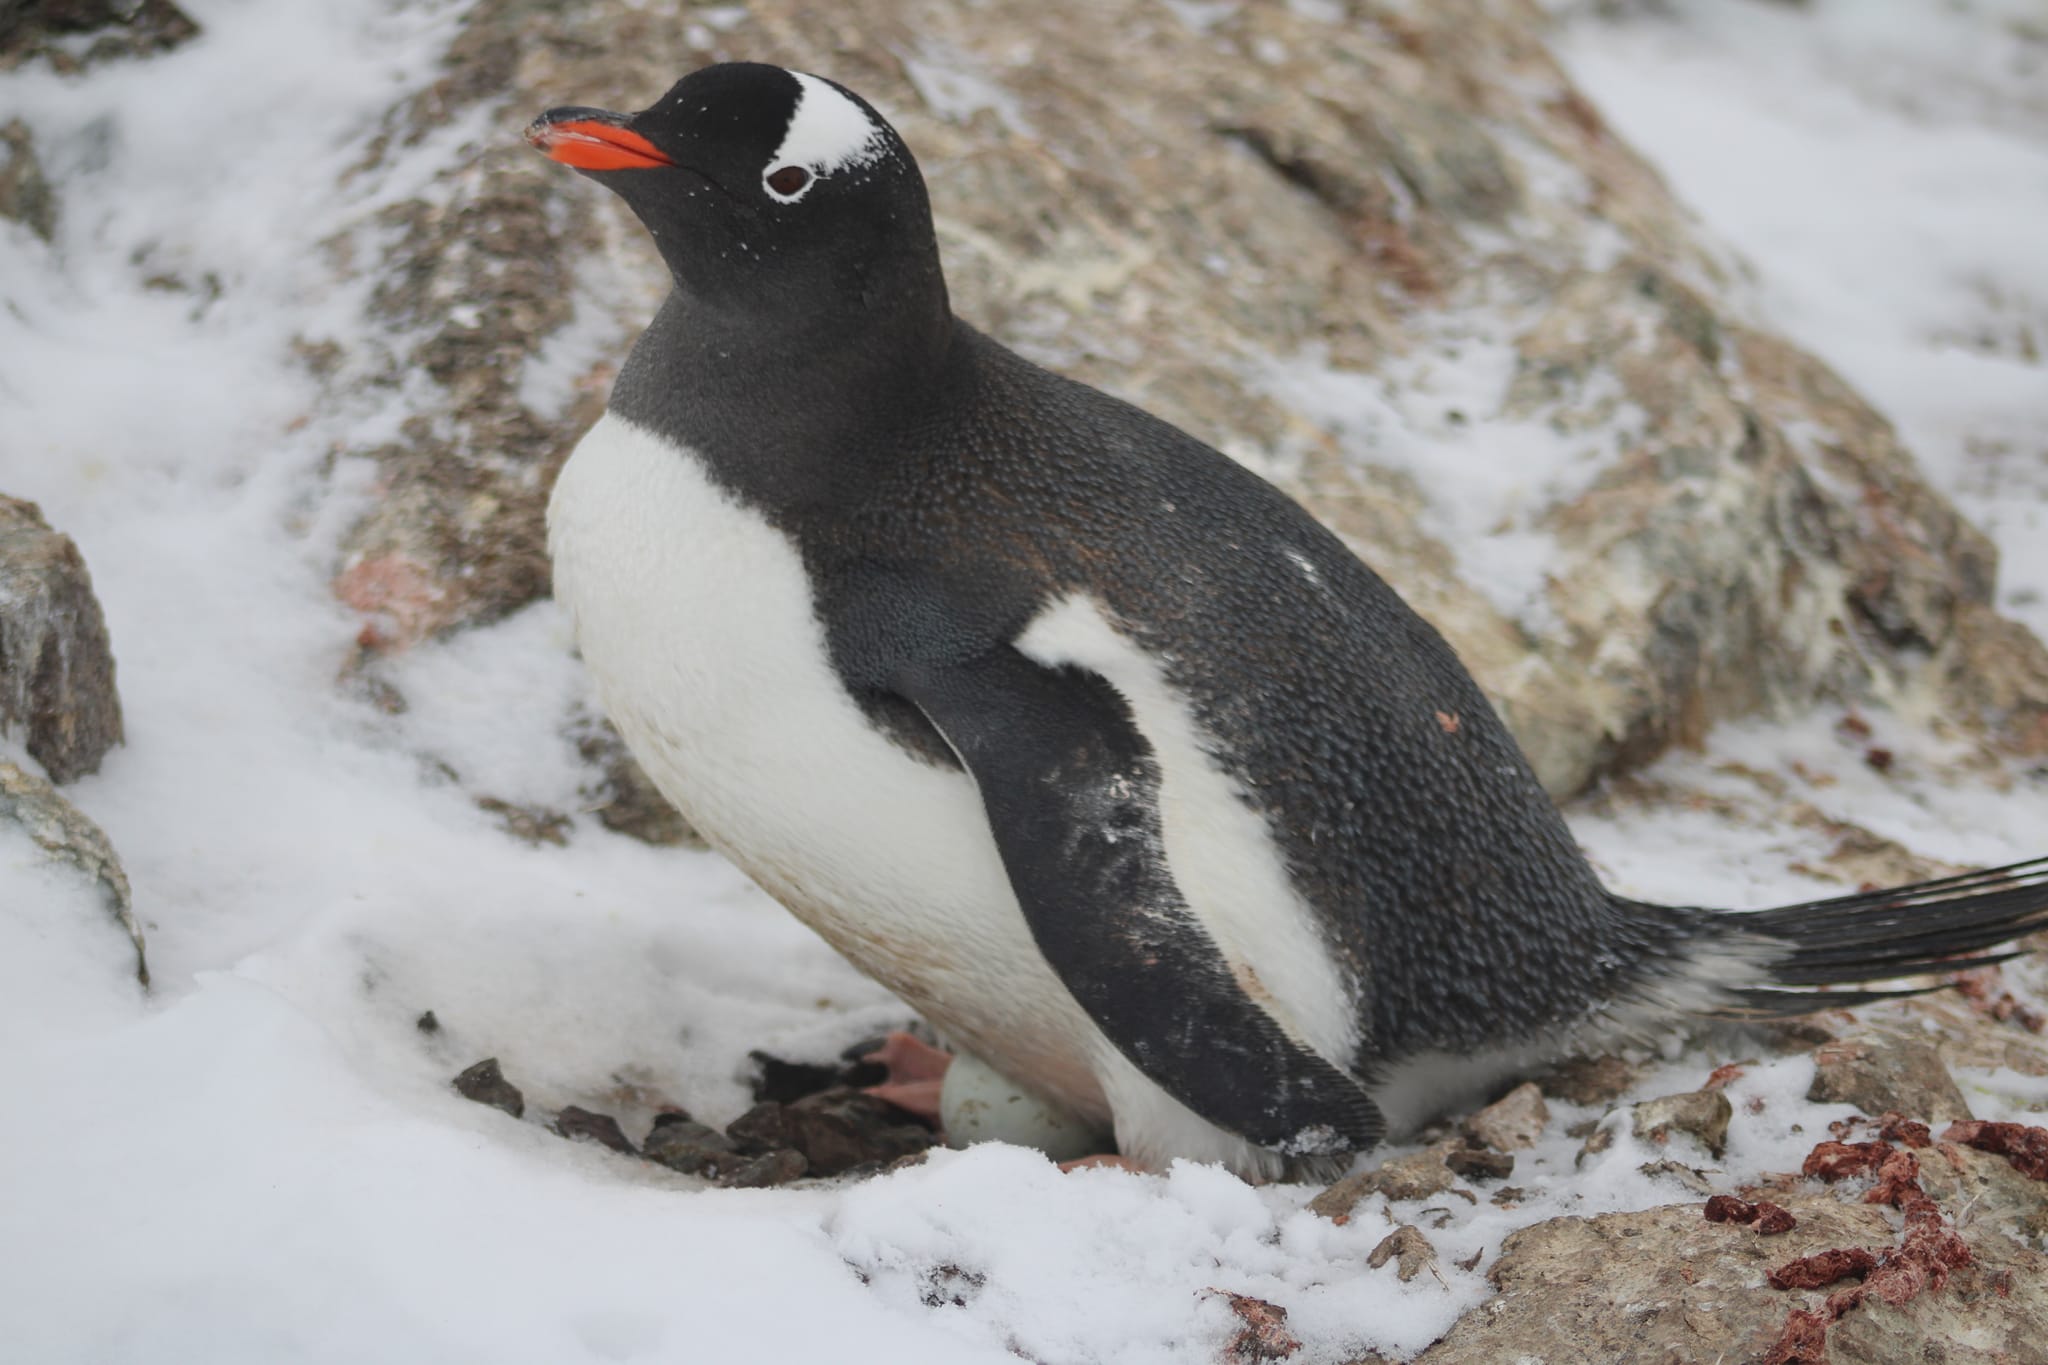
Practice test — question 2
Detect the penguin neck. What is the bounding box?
[609,279,958,519]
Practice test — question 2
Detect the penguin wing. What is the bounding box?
[896,646,1384,1156]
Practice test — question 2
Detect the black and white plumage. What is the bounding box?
[530,63,2048,1180]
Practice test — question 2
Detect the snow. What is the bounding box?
[1,2,2045,1362]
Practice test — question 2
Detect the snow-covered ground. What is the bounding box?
[1,2,2044,1361]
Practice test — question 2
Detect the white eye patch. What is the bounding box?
[762,70,886,204]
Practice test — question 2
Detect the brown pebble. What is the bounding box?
[555,1105,635,1154]
[1445,1146,1514,1182]
[717,1148,809,1188]
[1367,1225,1436,1282]
[642,1116,736,1176]
[452,1057,524,1119]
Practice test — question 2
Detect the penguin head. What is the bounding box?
[528,63,945,326]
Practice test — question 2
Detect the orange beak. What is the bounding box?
[525,110,674,172]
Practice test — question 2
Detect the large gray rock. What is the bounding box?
[316,0,2048,796]
[0,495,123,783]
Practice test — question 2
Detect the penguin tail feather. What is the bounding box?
[1633,854,2048,1020]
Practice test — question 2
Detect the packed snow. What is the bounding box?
[2,1,2045,1361]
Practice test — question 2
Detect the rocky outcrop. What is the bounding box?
[313,0,2048,797]
[0,495,123,783]
[1409,1178,2048,1364]
[0,0,198,73]
[0,758,146,985]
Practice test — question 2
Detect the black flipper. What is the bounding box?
[1631,854,2048,1018]
[895,646,1384,1158]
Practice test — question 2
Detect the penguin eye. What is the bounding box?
[765,165,812,199]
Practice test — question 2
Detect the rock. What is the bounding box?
[1464,1081,1549,1151]
[715,1148,808,1189]
[313,0,2048,797]
[1631,1089,1733,1159]
[1366,1225,1437,1283]
[1416,1189,2048,1364]
[0,0,199,72]
[1309,1138,1461,1220]
[0,757,145,985]
[473,794,572,847]
[0,496,123,783]
[726,1100,796,1154]
[574,719,703,848]
[1211,1290,1301,1363]
[1824,1225,2047,1364]
[553,1105,635,1154]
[0,120,56,241]
[451,1057,524,1118]
[1808,1028,1973,1124]
[1536,1054,1641,1106]
[1444,1145,1514,1182]
[1916,1140,2048,1251]
[726,1089,933,1177]
[1639,1159,1715,1197]
[641,1115,737,1177]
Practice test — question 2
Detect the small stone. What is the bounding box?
[1537,1055,1640,1105]
[716,1148,808,1188]
[788,1088,935,1176]
[1465,1082,1550,1151]
[452,1058,523,1118]
[1445,1145,1514,1182]
[641,1116,736,1177]
[415,1010,439,1034]
[474,795,571,847]
[554,1105,634,1154]
[1210,1289,1301,1362]
[1641,1160,1714,1196]
[1808,1030,1972,1124]
[729,1091,933,1175]
[1310,1138,1461,1220]
[1631,1089,1733,1158]
[726,1101,796,1154]
[1367,1225,1437,1282]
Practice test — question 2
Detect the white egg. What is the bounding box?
[940,1051,1106,1161]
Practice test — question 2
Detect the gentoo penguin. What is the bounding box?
[530,63,2048,1180]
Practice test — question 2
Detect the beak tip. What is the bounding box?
[522,109,673,172]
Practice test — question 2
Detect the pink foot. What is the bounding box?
[862,1031,953,1123]
[1058,1154,1149,1174]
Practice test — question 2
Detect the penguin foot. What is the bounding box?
[861,1030,953,1123]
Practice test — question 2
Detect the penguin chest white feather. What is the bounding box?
[546,413,1362,1177]
[547,414,1101,1110]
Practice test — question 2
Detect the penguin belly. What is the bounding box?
[549,413,1363,1175]
[548,416,1065,1070]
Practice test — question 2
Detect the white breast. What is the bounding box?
[547,414,1101,1112]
